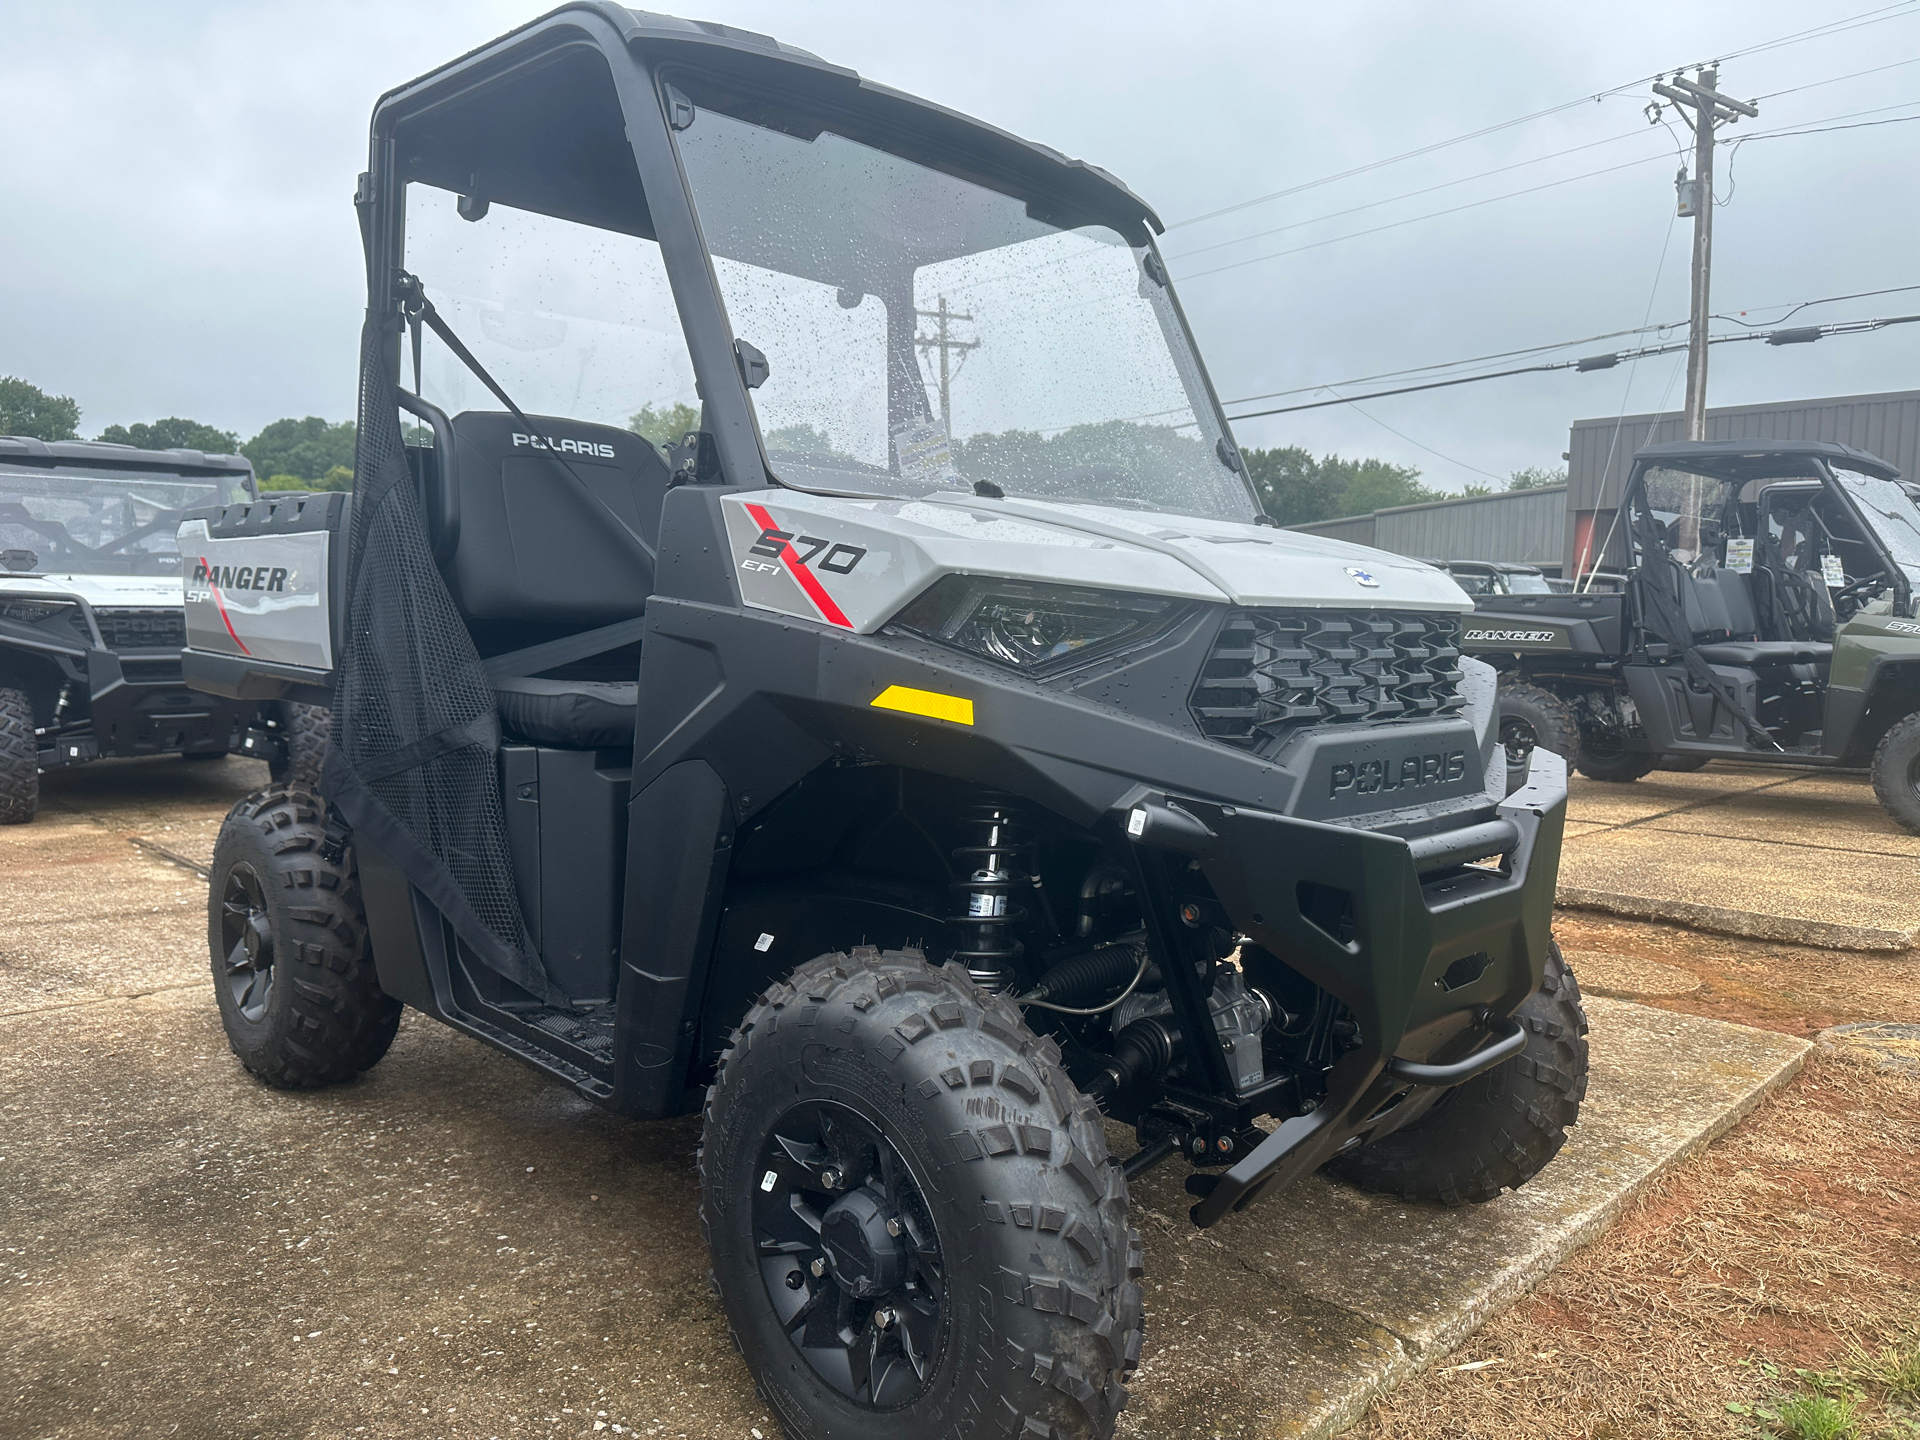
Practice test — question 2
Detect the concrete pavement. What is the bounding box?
[1556,764,1920,950]
[0,757,1812,1439]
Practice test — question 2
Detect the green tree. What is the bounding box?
[1507,465,1566,490]
[1242,446,1435,525]
[1243,446,1333,526]
[260,465,353,493]
[98,417,239,453]
[0,376,81,442]
[1326,456,1437,515]
[629,401,700,447]
[242,417,357,482]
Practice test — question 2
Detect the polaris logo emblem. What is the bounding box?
[1345,567,1379,588]
[1465,628,1559,644]
[512,432,618,459]
[1330,749,1467,799]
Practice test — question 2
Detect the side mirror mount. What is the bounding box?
[734,339,770,390]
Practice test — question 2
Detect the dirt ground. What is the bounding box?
[1360,911,1920,1440]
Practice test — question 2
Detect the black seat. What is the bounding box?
[443,411,670,624]
[434,412,672,750]
[493,677,638,750]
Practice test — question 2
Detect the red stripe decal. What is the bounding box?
[199,556,253,656]
[743,502,853,629]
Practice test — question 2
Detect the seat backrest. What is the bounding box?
[1709,567,1760,639]
[442,411,671,626]
[1673,562,1732,642]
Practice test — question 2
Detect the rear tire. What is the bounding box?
[700,948,1144,1440]
[1496,682,1579,789]
[0,686,38,825]
[1328,940,1589,1205]
[266,702,329,788]
[1574,734,1656,783]
[208,785,400,1087]
[1869,711,1920,835]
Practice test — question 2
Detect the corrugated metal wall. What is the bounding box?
[1288,486,1565,569]
[1567,389,1920,511]
[1564,389,1920,572]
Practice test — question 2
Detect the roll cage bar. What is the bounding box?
[355,2,1211,509]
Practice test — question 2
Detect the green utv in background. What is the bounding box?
[1469,438,1920,830]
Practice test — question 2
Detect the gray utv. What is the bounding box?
[185,9,1585,1436]
[1469,439,1920,829]
[0,435,324,822]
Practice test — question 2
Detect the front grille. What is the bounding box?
[1189,608,1466,751]
[80,608,187,652]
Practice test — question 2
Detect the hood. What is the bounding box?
[718,488,1470,634]
[0,573,186,610]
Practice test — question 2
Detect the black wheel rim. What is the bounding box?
[1907,750,1920,798]
[1499,716,1537,772]
[750,1100,948,1408]
[219,861,275,1022]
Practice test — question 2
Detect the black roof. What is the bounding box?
[1632,437,1900,482]
[0,435,254,477]
[374,3,1163,236]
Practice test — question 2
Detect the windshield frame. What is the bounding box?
[654,59,1258,520]
[1823,459,1920,617]
[0,460,251,578]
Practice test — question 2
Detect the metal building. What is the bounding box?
[1564,388,1920,574]
[1288,485,1567,573]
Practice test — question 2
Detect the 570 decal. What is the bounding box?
[744,527,867,575]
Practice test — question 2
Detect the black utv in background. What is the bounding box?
[189,8,1585,1435]
[1469,439,1920,831]
[0,436,326,823]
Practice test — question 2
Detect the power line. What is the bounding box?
[1171,94,1920,284]
[1163,126,1657,265]
[1752,52,1920,99]
[1161,0,1920,233]
[1219,283,1920,408]
[1224,311,1920,422]
[1172,152,1671,284]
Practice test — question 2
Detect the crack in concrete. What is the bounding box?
[125,836,212,879]
[1,981,204,1019]
[1566,775,1805,837]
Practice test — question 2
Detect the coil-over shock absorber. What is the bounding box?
[949,799,1030,993]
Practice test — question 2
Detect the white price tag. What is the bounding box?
[1724,537,1754,574]
[892,421,964,489]
[1822,554,1848,589]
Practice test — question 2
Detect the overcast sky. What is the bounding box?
[4,0,1918,489]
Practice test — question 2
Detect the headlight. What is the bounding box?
[889,574,1186,675]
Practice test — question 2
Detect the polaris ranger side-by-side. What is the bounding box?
[0,435,325,822]
[1470,439,1920,831]
[187,10,1583,1435]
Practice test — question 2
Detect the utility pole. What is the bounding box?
[914,296,979,437]
[1652,67,1757,440]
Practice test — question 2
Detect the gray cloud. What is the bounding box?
[4,0,1916,487]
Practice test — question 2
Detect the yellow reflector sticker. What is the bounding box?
[870,684,974,726]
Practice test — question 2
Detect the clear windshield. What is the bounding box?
[0,466,247,577]
[670,84,1254,522]
[1504,572,1553,594]
[1832,466,1920,604]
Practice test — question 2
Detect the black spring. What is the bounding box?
[947,799,1030,993]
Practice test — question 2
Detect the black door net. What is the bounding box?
[322,308,564,1005]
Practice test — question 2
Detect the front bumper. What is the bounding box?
[1125,744,1567,1226]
